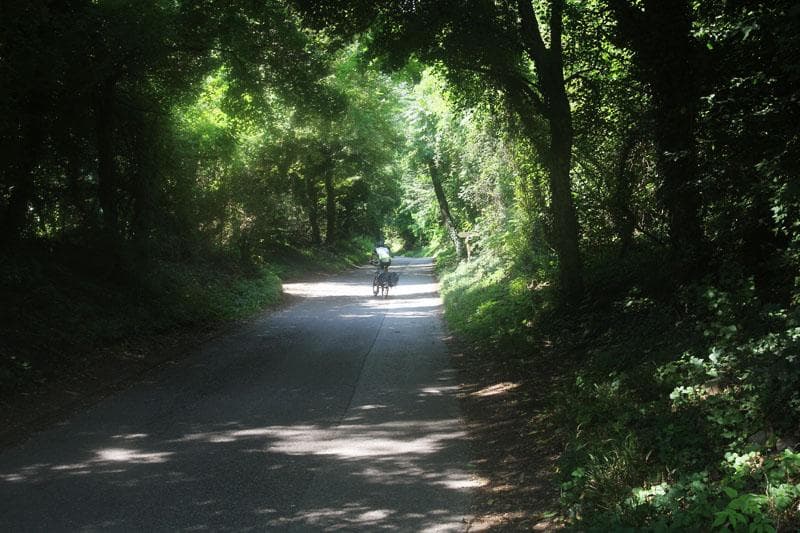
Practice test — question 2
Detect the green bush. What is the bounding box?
[556,273,800,531]
[440,252,544,350]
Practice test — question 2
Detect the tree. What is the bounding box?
[607,0,705,257]
[401,77,466,259]
[512,0,583,296]
[0,0,340,251]
[293,0,585,297]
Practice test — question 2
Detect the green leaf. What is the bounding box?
[712,510,730,528]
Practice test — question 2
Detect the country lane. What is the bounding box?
[0,256,478,531]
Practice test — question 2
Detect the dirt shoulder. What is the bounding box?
[448,337,566,531]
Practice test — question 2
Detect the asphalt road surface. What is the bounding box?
[0,257,477,531]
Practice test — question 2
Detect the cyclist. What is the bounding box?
[373,240,392,272]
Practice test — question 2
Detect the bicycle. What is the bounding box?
[370,260,398,298]
[372,269,389,298]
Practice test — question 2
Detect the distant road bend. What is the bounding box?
[0,256,477,531]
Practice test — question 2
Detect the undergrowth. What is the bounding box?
[440,252,547,351]
[439,248,800,531]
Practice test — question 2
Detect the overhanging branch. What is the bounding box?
[516,0,549,66]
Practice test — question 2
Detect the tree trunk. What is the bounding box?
[324,154,336,245]
[652,84,703,254]
[515,0,583,299]
[546,82,583,297]
[305,174,321,245]
[427,160,465,259]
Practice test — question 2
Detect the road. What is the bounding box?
[0,257,477,531]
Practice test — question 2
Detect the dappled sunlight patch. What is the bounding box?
[357,509,394,521]
[268,504,406,529]
[111,433,149,440]
[174,425,295,443]
[267,423,467,459]
[470,474,491,487]
[284,269,437,298]
[1,446,174,484]
[1,463,52,483]
[386,280,440,298]
[431,472,485,490]
[282,281,365,298]
[95,448,173,464]
[361,299,439,312]
[395,260,435,271]
[51,462,93,471]
[472,382,520,398]
[385,310,436,318]
[349,465,480,491]
[355,404,387,410]
[207,434,237,443]
[175,420,467,460]
[362,289,440,307]
[269,503,466,532]
[354,465,423,484]
[419,385,460,397]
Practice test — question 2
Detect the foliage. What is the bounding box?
[565,276,800,529]
[0,244,277,392]
[440,251,552,352]
[440,242,800,530]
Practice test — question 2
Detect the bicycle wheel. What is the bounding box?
[382,284,388,298]
[372,274,380,296]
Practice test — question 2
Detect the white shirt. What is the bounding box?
[375,246,391,261]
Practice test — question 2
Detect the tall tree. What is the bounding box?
[512,0,582,296]
[427,159,465,260]
[293,0,585,297]
[402,77,467,259]
[607,0,705,256]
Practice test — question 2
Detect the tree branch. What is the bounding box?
[565,68,594,84]
[511,74,548,117]
[516,0,549,65]
[441,58,549,118]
